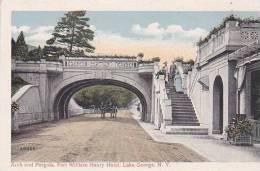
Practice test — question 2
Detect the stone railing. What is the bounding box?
[12,57,155,75]
[198,21,260,66]
[138,63,155,75]
[12,60,63,73]
[154,74,172,129]
[63,57,138,70]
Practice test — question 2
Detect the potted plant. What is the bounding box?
[155,69,166,79]
[11,101,20,132]
[225,115,253,146]
[12,101,20,113]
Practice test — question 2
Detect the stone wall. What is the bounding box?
[68,98,84,116]
[12,85,43,126]
[13,58,156,123]
[187,54,237,134]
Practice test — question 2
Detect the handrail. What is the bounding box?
[189,66,200,95]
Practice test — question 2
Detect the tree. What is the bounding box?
[14,31,29,60]
[11,38,16,59]
[47,11,95,56]
[73,85,137,108]
[137,52,144,58]
[43,45,67,61]
[28,46,43,61]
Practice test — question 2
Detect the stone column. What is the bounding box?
[162,99,172,126]
[239,87,246,115]
[151,84,155,123]
[39,63,49,121]
[11,111,19,133]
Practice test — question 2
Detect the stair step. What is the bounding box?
[173,115,198,119]
[164,126,208,135]
[172,122,200,126]
[172,111,195,115]
[172,118,198,123]
[172,103,192,106]
[172,94,189,97]
[166,131,208,135]
[171,98,190,101]
[173,114,197,118]
[172,103,193,106]
[173,115,197,119]
[171,97,190,100]
[173,106,194,109]
[173,108,195,112]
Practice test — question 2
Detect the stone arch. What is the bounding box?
[212,75,224,134]
[50,74,151,122]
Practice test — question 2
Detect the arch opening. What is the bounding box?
[53,79,148,121]
[212,76,224,134]
[251,70,260,120]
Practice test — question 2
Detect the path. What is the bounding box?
[130,109,260,162]
[11,110,206,162]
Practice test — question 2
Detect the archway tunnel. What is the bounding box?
[53,79,149,121]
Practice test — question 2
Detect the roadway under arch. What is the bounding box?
[53,79,148,121]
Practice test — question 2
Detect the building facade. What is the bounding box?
[186,20,260,137]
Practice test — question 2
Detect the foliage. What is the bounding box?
[69,49,85,57]
[174,57,184,62]
[11,73,29,96]
[43,45,67,61]
[156,69,166,79]
[11,38,16,58]
[28,46,43,61]
[11,101,20,113]
[197,15,260,46]
[73,85,137,108]
[152,57,160,62]
[47,11,95,55]
[14,31,29,60]
[137,52,144,57]
[184,59,195,65]
[225,115,253,140]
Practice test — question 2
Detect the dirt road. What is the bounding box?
[12,110,206,162]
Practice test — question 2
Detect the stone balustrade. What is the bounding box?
[198,21,260,66]
[12,57,155,76]
[138,63,155,75]
[63,57,138,70]
[12,60,63,73]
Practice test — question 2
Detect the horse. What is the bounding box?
[100,106,106,118]
[100,104,118,118]
[110,105,118,118]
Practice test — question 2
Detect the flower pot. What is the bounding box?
[229,134,252,146]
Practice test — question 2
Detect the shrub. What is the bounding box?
[155,69,166,79]
[152,57,160,62]
[196,15,260,46]
[174,57,183,62]
[11,101,20,113]
[225,116,253,140]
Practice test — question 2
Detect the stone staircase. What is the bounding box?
[165,75,208,135]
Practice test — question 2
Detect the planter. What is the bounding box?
[229,134,252,146]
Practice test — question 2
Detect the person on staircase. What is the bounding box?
[174,71,183,93]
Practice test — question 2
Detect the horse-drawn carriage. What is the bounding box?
[100,104,118,118]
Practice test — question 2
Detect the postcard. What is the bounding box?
[1,0,260,171]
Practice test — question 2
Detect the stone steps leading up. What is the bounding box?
[172,121,200,126]
[166,75,201,128]
[172,103,193,106]
[164,126,208,135]
[172,106,194,110]
[172,108,195,112]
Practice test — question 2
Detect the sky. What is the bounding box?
[11,11,260,63]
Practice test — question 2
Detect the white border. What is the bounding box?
[1,0,260,171]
